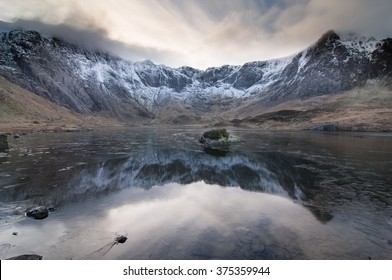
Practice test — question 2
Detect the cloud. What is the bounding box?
[0,0,391,69]
[5,18,180,65]
[276,0,392,39]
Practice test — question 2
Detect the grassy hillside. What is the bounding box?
[1,74,391,133]
[0,76,121,133]
[215,80,392,132]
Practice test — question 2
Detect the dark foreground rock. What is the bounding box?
[7,254,43,260]
[25,206,49,220]
[115,235,128,244]
[0,134,9,152]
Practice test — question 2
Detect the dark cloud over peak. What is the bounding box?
[2,19,180,67]
[0,0,391,69]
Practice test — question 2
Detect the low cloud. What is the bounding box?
[5,19,180,65]
[0,0,391,69]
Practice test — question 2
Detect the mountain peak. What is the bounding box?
[0,27,391,123]
[336,31,379,55]
[316,30,340,45]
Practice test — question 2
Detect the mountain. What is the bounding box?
[0,76,120,133]
[0,26,391,129]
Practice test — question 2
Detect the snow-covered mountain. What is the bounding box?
[0,27,391,123]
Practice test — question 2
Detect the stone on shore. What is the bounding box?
[25,206,49,220]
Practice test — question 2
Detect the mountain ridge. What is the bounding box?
[0,26,391,129]
[0,75,121,133]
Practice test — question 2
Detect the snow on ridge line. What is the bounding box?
[2,28,387,108]
[263,55,294,75]
[336,31,379,55]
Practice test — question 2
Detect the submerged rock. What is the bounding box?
[0,134,9,152]
[7,254,43,260]
[25,206,49,220]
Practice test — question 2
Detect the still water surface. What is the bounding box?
[0,128,391,259]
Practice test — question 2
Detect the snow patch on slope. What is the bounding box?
[297,49,309,73]
[338,32,379,56]
[247,55,294,94]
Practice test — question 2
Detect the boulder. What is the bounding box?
[199,129,234,156]
[115,235,128,244]
[199,129,242,156]
[200,129,229,142]
[25,206,49,220]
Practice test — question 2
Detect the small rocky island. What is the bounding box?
[199,129,230,143]
[199,129,239,156]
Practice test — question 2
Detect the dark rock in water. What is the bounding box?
[7,254,43,260]
[199,129,231,156]
[25,206,49,220]
[115,235,128,244]
[200,129,229,142]
[0,134,9,152]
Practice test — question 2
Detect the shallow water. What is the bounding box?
[0,128,391,259]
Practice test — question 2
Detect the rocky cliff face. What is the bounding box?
[0,28,391,123]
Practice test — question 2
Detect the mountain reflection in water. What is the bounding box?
[0,129,391,259]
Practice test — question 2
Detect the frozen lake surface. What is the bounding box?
[0,128,391,259]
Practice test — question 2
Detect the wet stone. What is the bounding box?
[26,206,49,220]
[115,235,127,244]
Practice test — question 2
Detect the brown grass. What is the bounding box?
[218,81,392,131]
[0,76,122,133]
[1,75,391,133]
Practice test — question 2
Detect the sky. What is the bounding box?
[0,0,391,69]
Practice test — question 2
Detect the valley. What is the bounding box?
[0,25,391,132]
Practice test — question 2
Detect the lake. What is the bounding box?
[0,128,391,259]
